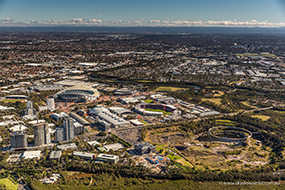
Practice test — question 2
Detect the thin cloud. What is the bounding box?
[1,18,285,27]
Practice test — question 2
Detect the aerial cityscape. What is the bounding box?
[1,0,285,190]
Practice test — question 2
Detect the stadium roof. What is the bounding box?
[109,107,132,115]
[5,95,30,99]
[54,85,100,99]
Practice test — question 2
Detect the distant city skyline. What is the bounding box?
[0,0,285,27]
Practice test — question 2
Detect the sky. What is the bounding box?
[0,0,285,27]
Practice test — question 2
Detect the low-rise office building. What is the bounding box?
[73,151,96,160]
[96,154,119,164]
[49,151,62,161]
[22,150,41,159]
[134,142,156,155]
[57,143,77,151]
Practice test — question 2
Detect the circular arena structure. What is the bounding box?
[53,85,100,103]
[208,126,252,143]
[133,103,178,116]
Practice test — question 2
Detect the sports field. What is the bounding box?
[0,178,18,190]
[154,86,188,92]
[145,108,172,115]
[2,99,22,103]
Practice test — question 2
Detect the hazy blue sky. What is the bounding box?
[0,0,285,27]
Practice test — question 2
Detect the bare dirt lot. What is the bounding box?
[145,127,270,170]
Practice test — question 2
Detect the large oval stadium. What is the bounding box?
[208,126,252,142]
[53,85,100,102]
[133,103,178,116]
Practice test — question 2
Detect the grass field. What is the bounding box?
[144,99,153,103]
[274,110,285,114]
[154,86,188,92]
[216,119,232,123]
[240,101,257,109]
[145,108,172,115]
[176,159,193,167]
[251,115,270,121]
[0,178,18,190]
[137,80,153,83]
[234,53,258,57]
[156,145,165,153]
[2,99,22,103]
[216,119,236,126]
[139,120,149,125]
[202,98,222,105]
[261,53,277,58]
[212,91,224,97]
[167,154,182,160]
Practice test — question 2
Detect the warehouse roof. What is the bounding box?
[49,151,62,160]
[73,151,95,158]
[22,150,41,159]
[57,143,77,151]
[90,106,130,126]
[69,112,90,126]
[103,143,124,151]
[97,154,119,160]
[87,140,101,146]
[109,107,132,115]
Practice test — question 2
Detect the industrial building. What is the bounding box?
[55,117,74,142]
[26,101,33,109]
[73,151,96,160]
[55,127,65,142]
[113,88,137,96]
[133,103,178,116]
[22,150,41,159]
[87,140,101,146]
[69,112,90,128]
[109,107,132,116]
[49,151,62,161]
[9,124,27,132]
[53,85,100,102]
[33,123,51,146]
[64,117,74,141]
[57,143,77,151]
[96,119,111,131]
[55,116,84,142]
[47,98,55,110]
[155,96,176,103]
[199,111,220,117]
[5,95,30,100]
[96,154,119,164]
[25,101,35,116]
[33,84,64,92]
[134,142,156,155]
[98,143,124,152]
[129,119,144,126]
[10,132,27,148]
[90,106,130,129]
[54,80,96,87]
[50,112,68,122]
[119,95,146,104]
